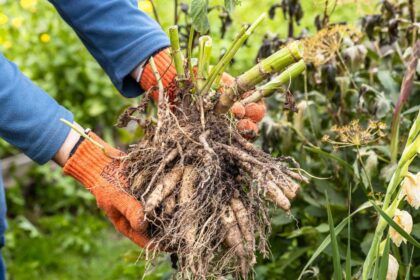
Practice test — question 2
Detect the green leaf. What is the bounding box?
[375,92,391,119]
[402,105,420,116]
[378,237,390,280]
[190,0,209,33]
[326,193,342,280]
[377,70,399,103]
[370,201,420,248]
[298,202,372,280]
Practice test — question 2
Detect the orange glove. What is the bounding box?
[140,49,266,139]
[63,132,150,248]
[140,48,178,102]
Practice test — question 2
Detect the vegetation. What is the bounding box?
[1,0,419,279]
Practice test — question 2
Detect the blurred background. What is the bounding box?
[0,0,419,279]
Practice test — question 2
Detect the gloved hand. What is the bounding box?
[139,48,178,102]
[139,48,266,139]
[63,132,150,248]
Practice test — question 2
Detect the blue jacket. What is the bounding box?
[0,0,169,236]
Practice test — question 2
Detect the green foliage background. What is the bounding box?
[0,0,419,279]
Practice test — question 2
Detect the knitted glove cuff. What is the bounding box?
[63,132,121,190]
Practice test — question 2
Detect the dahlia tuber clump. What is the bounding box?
[119,14,308,279]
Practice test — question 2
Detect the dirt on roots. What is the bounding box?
[117,90,307,279]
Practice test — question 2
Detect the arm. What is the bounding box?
[0,52,73,164]
[0,53,150,247]
[48,0,170,98]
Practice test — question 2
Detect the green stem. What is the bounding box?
[60,119,106,154]
[200,13,266,95]
[406,110,420,146]
[149,56,164,106]
[362,113,420,279]
[169,26,185,82]
[197,36,212,91]
[212,25,247,89]
[357,147,375,197]
[237,40,303,91]
[215,43,304,114]
[390,116,400,164]
[187,27,196,86]
[363,191,403,280]
[240,60,306,105]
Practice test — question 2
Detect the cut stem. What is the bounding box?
[240,59,306,105]
[215,42,304,113]
[238,40,303,91]
[197,36,212,91]
[169,26,186,83]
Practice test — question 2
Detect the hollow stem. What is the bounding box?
[200,13,266,95]
[215,43,304,113]
[237,40,303,91]
[169,26,185,83]
[240,59,306,105]
[197,36,212,91]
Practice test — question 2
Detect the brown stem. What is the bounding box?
[149,0,161,25]
[174,0,179,25]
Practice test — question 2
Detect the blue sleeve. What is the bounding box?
[0,53,74,164]
[49,0,170,98]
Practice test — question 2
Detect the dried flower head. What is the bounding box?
[389,209,413,247]
[402,172,420,209]
[303,24,362,66]
[323,119,386,149]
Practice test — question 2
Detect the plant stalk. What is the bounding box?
[215,43,304,113]
[200,13,266,95]
[60,118,107,156]
[197,36,212,91]
[169,26,186,83]
[212,25,247,89]
[149,0,161,25]
[187,27,196,86]
[240,60,306,105]
[238,40,303,91]
[390,40,420,163]
[362,112,420,279]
